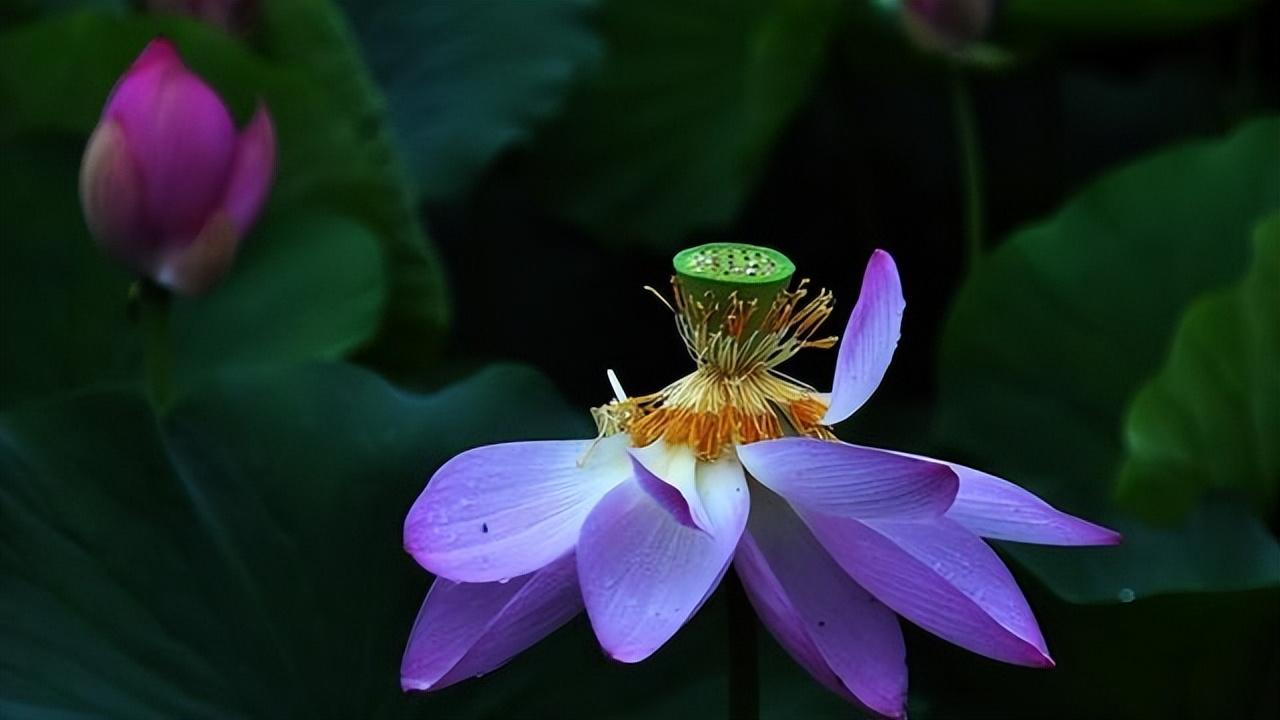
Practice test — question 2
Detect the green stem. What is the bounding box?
[136,280,174,413]
[727,569,759,720]
[949,65,985,272]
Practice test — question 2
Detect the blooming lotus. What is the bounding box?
[80,38,275,295]
[401,244,1118,717]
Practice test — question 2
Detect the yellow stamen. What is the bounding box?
[593,278,839,461]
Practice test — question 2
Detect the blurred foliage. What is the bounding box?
[340,0,602,203]
[0,0,1278,718]
[0,138,142,406]
[936,118,1280,603]
[1116,212,1279,524]
[933,117,1278,720]
[0,364,588,717]
[525,0,848,247]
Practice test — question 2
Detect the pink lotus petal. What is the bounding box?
[804,511,1053,667]
[79,119,154,267]
[401,553,582,691]
[822,250,905,425]
[102,38,181,121]
[736,489,907,718]
[404,434,631,583]
[154,211,239,295]
[737,437,957,520]
[218,102,275,235]
[578,456,748,662]
[106,38,235,240]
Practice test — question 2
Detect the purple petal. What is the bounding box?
[218,102,275,235]
[734,537,853,703]
[579,456,748,662]
[737,438,957,520]
[401,553,582,691]
[736,490,907,718]
[822,250,905,425]
[630,440,712,533]
[106,39,235,240]
[630,455,696,528]
[943,461,1122,546]
[804,512,1053,667]
[404,434,631,583]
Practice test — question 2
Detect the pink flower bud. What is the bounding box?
[79,38,275,295]
[902,0,994,54]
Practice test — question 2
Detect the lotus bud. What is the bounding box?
[79,38,275,295]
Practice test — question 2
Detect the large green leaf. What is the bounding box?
[0,363,590,718]
[340,0,602,203]
[1116,213,1280,523]
[171,210,385,389]
[0,137,140,407]
[526,0,845,247]
[0,3,446,401]
[934,117,1280,603]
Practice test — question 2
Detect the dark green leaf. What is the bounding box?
[1116,213,1280,522]
[934,117,1280,602]
[340,0,602,203]
[0,137,139,408]
[172,210,385,388]
[526,0,845,247]
[0,363,588,718]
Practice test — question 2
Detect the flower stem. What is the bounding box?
[136,279,174,413]
[727,569,759,720]
[948,64,985,272]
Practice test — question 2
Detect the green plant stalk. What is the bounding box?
[137,280,174,413]
[727,569,760,720]
[949,65,985,271]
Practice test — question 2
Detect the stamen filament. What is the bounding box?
[593,274,839,460]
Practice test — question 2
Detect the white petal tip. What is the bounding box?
[400,678,436,692]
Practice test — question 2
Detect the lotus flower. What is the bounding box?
[401,246,1118,718]
[79,38,275,295]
